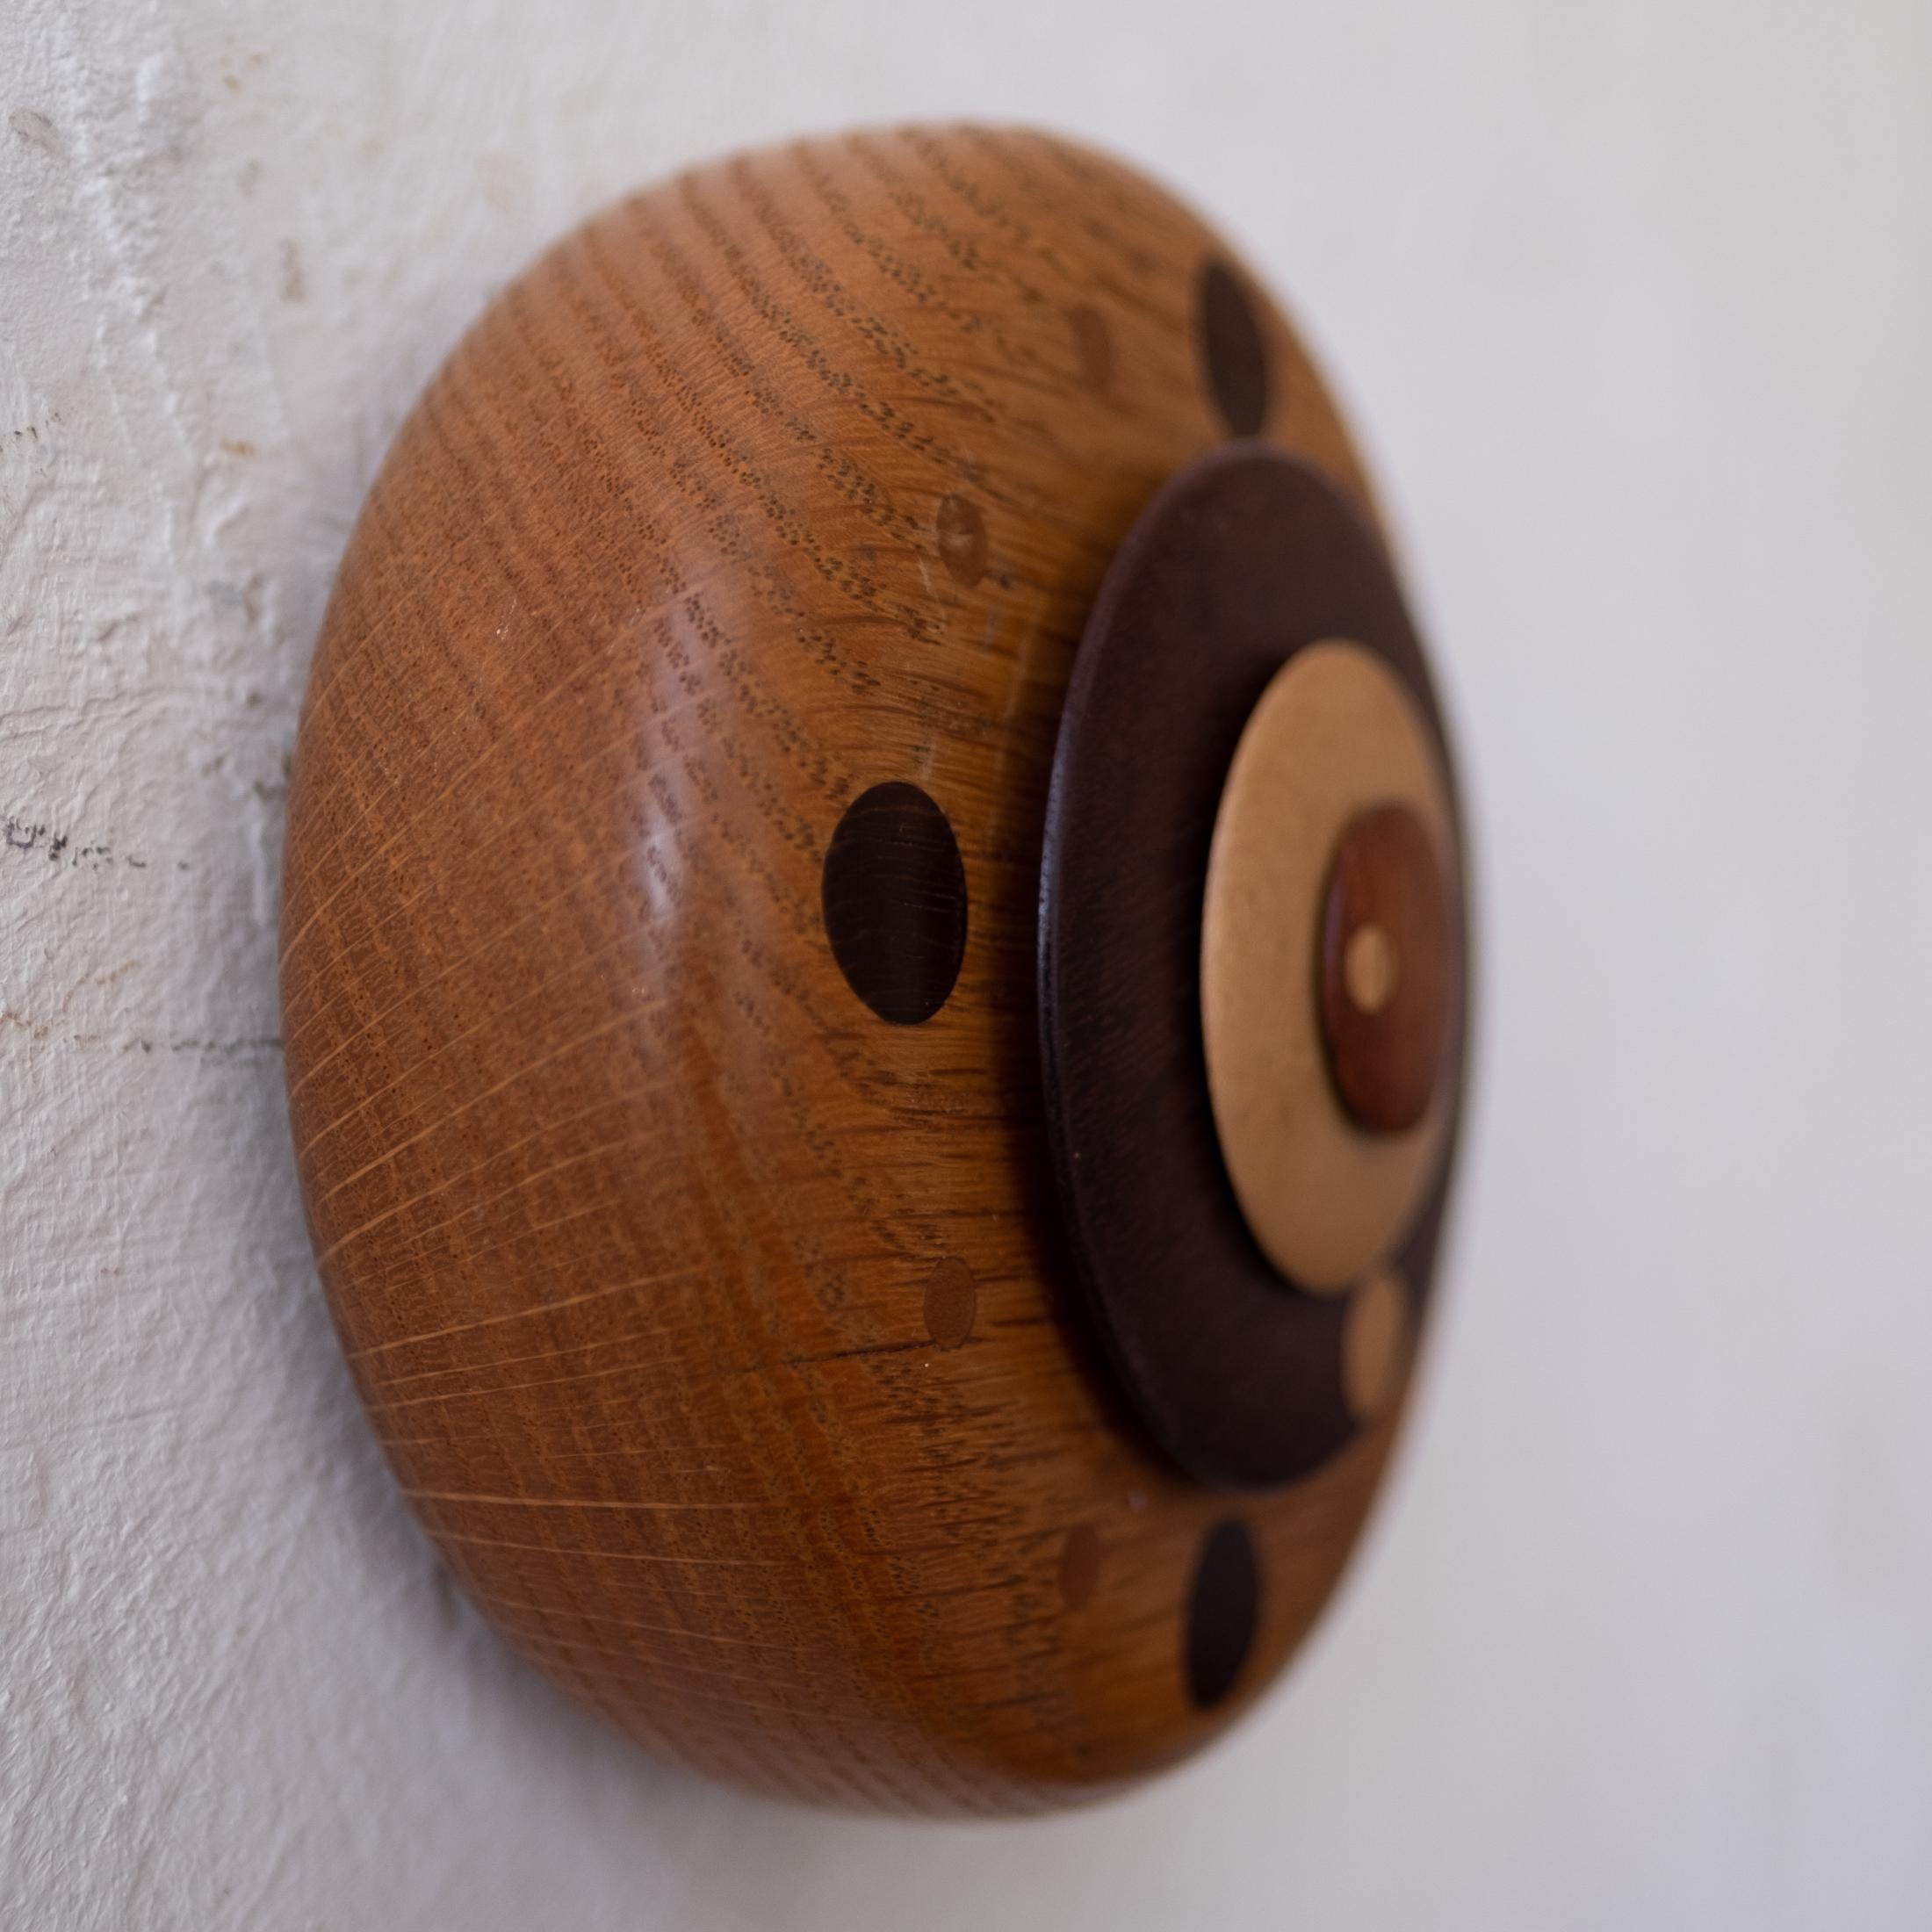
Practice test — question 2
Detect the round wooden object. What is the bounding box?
[1199,642,1460,1292]
[280,125,1465,1814]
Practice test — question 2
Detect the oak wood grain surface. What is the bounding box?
[281,123,1420,1813]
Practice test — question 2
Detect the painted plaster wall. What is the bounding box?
[5,1,1931,1925]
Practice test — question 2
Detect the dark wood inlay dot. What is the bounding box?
[924,1257,978,1349]
[1186,1518,1259,1710]
[822,782,968,1025]
[1198,261,1269,437]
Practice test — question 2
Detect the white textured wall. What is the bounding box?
[6,0,1931,1925]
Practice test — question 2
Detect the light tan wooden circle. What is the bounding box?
[1200,640,1457,1291]
[1342,1268,1413,1422]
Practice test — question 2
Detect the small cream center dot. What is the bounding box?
[1343,921,1398,1015]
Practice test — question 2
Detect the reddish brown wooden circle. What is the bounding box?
[1318,803,1457,1134]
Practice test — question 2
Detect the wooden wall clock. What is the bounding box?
[280,122,1470,1813]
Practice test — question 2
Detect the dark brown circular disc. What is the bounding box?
[1319,804,1457,1133]
[1038,444,1467,1490]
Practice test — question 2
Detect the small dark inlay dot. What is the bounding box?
[1186,1517,1259,1710]
[936,494,989,587]
[924,1257,977,1349]
[822,782,968,1025]
[1058,1524,1102,1611]
[1069,303,1114,393]
[1198,261,1270,438]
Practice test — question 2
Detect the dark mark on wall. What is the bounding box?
[152,1036,284,1058]
[112,1035,282,1058]
[8,108,63,158]
[4,816,154,871]
[2,1016,283,1060]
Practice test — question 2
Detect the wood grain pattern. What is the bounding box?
[281,124,1431,1813]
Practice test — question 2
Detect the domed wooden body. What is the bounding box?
[281,125,1464,1812]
